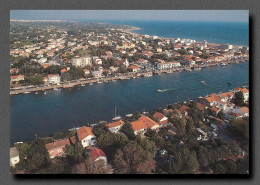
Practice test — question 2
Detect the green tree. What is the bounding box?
[214,163,227,174]
[186,118,194,135]
[224,160,237,174]
[233,91,245,106]
[113,141,156,174]
[120,122,136,140]
[64,143,84,162]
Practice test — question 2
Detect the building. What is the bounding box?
[47,74,61,84]
[83,69,90,76]
[130,115,159,135]
[77,126,96,148]
[10,147,20,167]
[129,65,140,73]
[88,148,107,166]
[152,112,169,127]
[45,138,70,158]
[72,56,92,67]
[106,120,125,133]
[156,61,181,70]
[38,57,47,64]
[10,75,24,83]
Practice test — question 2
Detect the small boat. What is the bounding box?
[53,88,59,90]
[97,81,103,84]
[89,83,93,85]
[35,92,38,95]
[23,91,30,94]
[44,92,47,94]
[228,82,232,85]
[201,81,206,85]
[157,89,167,92]
[81,84,85,86]
[220,62,227,66]
[126,114,133,117]
[112,106,122,121]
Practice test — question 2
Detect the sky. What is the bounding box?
[10,10,249,22]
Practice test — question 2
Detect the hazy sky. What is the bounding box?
[10,10,249,22]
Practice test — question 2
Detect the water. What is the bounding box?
[10,63,249,144]
[94,20,249,46]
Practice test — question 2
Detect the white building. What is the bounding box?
[77,126,96,148]
[47,74,61,84]
[157,61,181,70]
[72,56,92,67]
[38,58,48,64]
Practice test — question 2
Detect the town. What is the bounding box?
[10,20,249,95]
[9,20,249,174]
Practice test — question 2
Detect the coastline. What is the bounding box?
[10,59,248,95]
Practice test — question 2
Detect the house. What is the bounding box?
[10,147,20,167]
[199,94,223,107]
[106,120,125,133]
[47,74,61,84]
[218,92,234,102]
[179,105,190,116]
[83,69,90,76]
[156,61,181,70]
[196,102,207,111]
[230,106,249,117]
[129,65,140,73]
[77,126,96,148]
[130,115,159,135]
[10,75,24,83]
[163,109,174,117]
[210,106,221,116]
[60,69,67,74]
[153,112,169,127]
[89,148,107,166]
[45,138,70,158]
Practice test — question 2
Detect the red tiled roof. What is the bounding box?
[77,126,94,141]
[205,94,222,103]
[61,69,67,73]
[219,92,234,98]
[129,65,139,69]
[131,115,158,131]
[153,112,166,121]
[179,105,190,113]
[69,135,77,144]
[239,107,249,114]
[48,74,60,77]
[196,102,207,110]
[45,138,70,150]
[106,120,125,129]
[234,87,249,94]
[10,75,24,79]
[89,148,106,161]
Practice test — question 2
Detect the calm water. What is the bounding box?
[103,20,249,46]
[10,63,249,144]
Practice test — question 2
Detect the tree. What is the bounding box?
[217,110,225,120]
[233,91,245,106]
[224,160,237,174]
[93,121,109,138]
[72,157,112,174]
[113,141,156,174]
[120,122,136,140]
[64,143,84,162]
[214,163,227,174]
[186,118,194,135]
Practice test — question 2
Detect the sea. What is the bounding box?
[88,20,249,46]
[10,20,249,145]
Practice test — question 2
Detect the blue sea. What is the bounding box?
[89,20,249,46]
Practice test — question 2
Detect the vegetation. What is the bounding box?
[233,91,245,106]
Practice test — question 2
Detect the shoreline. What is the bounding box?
[10,60,248,95]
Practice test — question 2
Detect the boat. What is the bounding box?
[157,89,167,93]
[53,88,59,90]
[228,82,232,85]
[126,114,133,117]
[23,91,30,94]
[220,62,227,66]
[194,67,202,71]
[112,106,122,121]
[44,91,47,95]
[201,81,206,85]
[35,92,38,95]
[97,81,103,84]
[81,84,85,86]
[89,83,94,85]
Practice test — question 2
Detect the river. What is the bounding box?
[10,62,249,144]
